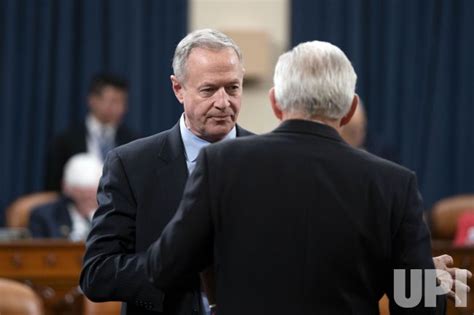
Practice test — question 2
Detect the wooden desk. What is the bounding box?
[0,240,85,315]
[1,239,473,315]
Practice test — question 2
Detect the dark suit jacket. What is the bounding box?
[45,121,138,191]
[146,119,436,315]
[80,123,252,315]
[28,196,73,238]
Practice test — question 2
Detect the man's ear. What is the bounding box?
[340,94,359,127]
[170,75,184,104]
[269,87,283,121]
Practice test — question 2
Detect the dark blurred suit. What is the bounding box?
[80,123,251,315]
[45,122,137,191]
[28,196,73,238]
[147,119,436,315]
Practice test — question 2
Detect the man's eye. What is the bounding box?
[200,88,214,94]
[226,86,240,93]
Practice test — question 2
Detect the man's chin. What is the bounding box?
[204,124,235,142]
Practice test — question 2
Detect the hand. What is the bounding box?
[209,304,217,315]
[433,254,472,305]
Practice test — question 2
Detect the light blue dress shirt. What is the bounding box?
[179,114,236,174]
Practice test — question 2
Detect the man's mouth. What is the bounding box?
[210,115,231,121]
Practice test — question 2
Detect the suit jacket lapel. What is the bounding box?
[159,123,252,166]
[236,124,254,137]
[155,123,189,219]
[154,123,252,219]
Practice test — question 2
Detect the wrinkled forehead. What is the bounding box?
[186,47,241,67]
[182,47,244,84]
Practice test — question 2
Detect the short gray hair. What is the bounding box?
[63,153,103,188]
[172,29,243,82]
[273,41,357,120]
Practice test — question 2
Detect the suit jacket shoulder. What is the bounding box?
[28,197,72,238]
[82,122,250,314]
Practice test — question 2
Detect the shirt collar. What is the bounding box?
[86,114,117,138]
[179,114,236,162]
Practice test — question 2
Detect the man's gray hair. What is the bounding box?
[63,153,103,188]
[172,29,243,82]
[273,40,357,120]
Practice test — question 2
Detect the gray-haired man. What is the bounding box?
[80,29,251,315]
[145,40,449,315]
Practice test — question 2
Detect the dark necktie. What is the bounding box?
[99,128,114,160]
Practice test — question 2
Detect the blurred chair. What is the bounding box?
[0,278,43,315]
[83,297,121,315]
[379,295,390,315]
[431,194,474,239]
[5,192,59,228]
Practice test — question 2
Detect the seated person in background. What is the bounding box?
[340,99,399,163]
[45,73,138,191]
[30,153,102,240]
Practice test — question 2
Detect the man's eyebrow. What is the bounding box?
[198,82,216,88]
[198,80,241,88]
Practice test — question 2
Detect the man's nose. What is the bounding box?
[214,88,230,109]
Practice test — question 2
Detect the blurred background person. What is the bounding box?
[44,73,138,191]
[340,100,399,163]
[29,153,102,240]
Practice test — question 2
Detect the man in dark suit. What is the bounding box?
[80,29,251,314]
[30,153,102,240]
[145,41,440,314]
[45,73,138,191]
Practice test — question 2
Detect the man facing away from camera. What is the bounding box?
[145,40,442,315]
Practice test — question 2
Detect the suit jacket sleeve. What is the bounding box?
[146,148,214,289]
[79,149,165,311]
[388,173,437,314]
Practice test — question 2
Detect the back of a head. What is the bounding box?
[172,28,243,82]
[62,153,103,190]
[273,41,357,120]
